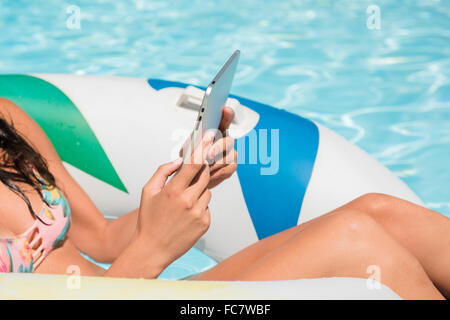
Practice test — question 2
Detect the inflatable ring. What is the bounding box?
[0,74,419,299]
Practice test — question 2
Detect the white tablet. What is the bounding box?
[183,50,240,163]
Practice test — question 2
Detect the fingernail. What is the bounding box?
[173,157,183,165]
[203,131,215,142]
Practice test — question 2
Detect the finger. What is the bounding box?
[144,158,183,196]
[188,130,215,165]
[207,165,237,189]
[186,164,210,199]
[195,188,212,211]
[196,200,211,231]
[207,136,235,164]
[179,131,194,158]
[210,161,237,180]
[218,107,234,134]
[209,149,237,172]
[173,131,215,188]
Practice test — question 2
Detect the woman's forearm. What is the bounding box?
[103,233,168,279]
[96,209,140,263]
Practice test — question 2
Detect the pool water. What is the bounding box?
[0,0,448,220]
[80,247,217,280]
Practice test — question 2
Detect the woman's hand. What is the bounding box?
[180,107,238,189]
[135,132,215,271]
[206,107,238,189]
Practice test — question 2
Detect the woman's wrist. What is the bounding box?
[132,231,173,272]
[103,231,169,279]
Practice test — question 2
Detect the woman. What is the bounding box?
[0,97,448,300]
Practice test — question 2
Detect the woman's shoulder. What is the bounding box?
[0,97,55,162]
[0,97,19,111]
[0,97,14,106]
[0,98,31,128]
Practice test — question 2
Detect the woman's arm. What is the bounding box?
[103,231,166,278]
[0,98,135,261]
[106,134,216,278]
[0,99,237,264]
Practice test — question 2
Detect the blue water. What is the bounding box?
[80,247,217,280]
[0,0,448,220]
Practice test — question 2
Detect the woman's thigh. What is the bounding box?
[195,210,443,299]
[193,194,448,286]
[192,208,356,281]
[191,200,351,280]
[189,223,302,280]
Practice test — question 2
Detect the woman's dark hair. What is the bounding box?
[0,116,57,223]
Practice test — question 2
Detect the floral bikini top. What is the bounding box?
[0,167,71,273]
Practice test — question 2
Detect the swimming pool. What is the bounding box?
[0,0,448,217]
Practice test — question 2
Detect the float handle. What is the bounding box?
[177,86,243,125]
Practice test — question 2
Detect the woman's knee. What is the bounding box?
[351,193,394,214]
[318,210,385,254]
[320,211,435,287]
[330,210,377,234]
[319,209,411,266]
[290,209,442,298]
[350,193,429,229]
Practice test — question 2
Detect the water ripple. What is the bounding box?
[0,0,449,216]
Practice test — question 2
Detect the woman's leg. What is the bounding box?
[342,193,450,297]
[190,202,342,280]
[194,193,449,297]
[198,210,444,299]
[189,223,303,280]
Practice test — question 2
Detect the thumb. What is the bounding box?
[145,158,183,196]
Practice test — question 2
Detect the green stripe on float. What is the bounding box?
[0,74,128,193]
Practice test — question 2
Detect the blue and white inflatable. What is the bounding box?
[0,74,421,299]
[146,78,422,260]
